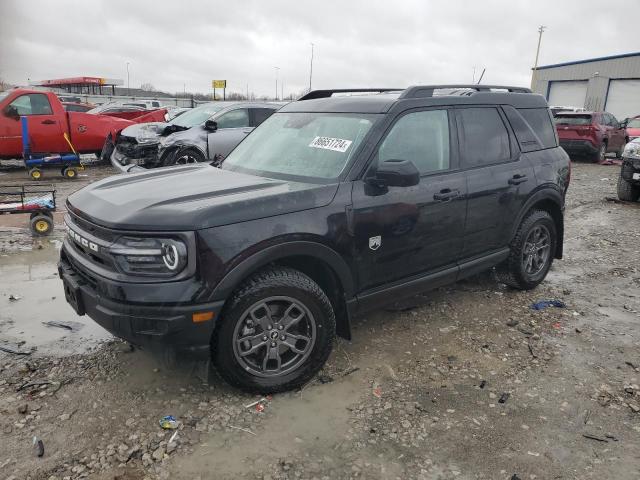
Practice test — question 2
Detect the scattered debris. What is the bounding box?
[159,415,178,430]
[341,366,360,377]
[0,345,32,356]
[498,393,510,404]
[244,398,267,409]
[582,433,609,443]
[510,475,522,480]
[479,380,487,389]
[605,434,619,442]
[17,404,28,414]
[228,425,256,436]
[530,300,566,310]
[317,374,334,384]
[9,294,21,301]
[17,380,51,392]
[255,403,265,413]
[628,403,640,413]
[42,320,74,331]
[33,436,44,457]
[506,318,519,327]
[372,387,382,398]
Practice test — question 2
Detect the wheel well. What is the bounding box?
[274,256,350,339]
[529,199,564,259]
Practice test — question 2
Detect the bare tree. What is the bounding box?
[140,83,156,92]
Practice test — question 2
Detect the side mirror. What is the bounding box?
[370,159,420,188]
[620,119,629,128]
[4,105,19,120]
[204,120,218,132]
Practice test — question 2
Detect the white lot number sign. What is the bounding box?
[309,136,352,153]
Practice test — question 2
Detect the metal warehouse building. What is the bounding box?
[531,52,640,120]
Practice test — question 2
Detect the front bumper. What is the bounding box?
[559,139,599,156]
[110,147,148,174]
[59,247,224,357]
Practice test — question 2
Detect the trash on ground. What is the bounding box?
[479,380,487,389]
[582,433,609,442]
[255,403,265,413]
[244,397,267,409]
[42,321,74,331]
[159,415,179,430]
[342,366,360,377]
[373,386,382,398]
[8,294,21,301]
[0,344,32,356]
[498,392,510,404]
[317,374,334,384]
[33,436,44,457]
[228,425,256,436]
[169,431,179,444]
[530,299,566,310]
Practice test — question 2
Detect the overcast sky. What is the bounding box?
[1,0,639,98]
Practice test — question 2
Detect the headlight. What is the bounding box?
[137,136,159,145]
[110,237,188,277]
[623,142,640,159]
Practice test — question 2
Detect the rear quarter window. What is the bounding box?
[518,108,557,149]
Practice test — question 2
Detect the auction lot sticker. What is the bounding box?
[309,136,352,153]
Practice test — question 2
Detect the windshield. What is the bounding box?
[554,114,592,125]
[222,112,380,182]
[168,103,226,128]
[627,118,640,128]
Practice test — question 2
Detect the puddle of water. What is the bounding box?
[0,241,112,356]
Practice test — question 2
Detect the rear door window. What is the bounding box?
[251,108,276,127]
[518,108,557,149]
[9,94,53,115]
[216,109,249,129]
[457,107,511,167]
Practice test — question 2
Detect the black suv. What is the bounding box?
[59,85,570,393]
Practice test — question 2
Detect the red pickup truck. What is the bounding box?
[0,89,166,159]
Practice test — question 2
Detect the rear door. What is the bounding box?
[8,93,67,154]
[605,113,625,150]
[206,108,250,160]
[350,107,467,291]
[456,107,535,259]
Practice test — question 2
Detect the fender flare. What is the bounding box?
[209,241,356,302]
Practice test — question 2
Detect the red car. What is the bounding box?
[624,116,640,141]
[555,111,628,163]
[0,89,163,159]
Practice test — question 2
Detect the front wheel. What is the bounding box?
[617,164,640,201]
[162,148,205,167]
[595,143,607,163]
[213,267,335,393]
[496,210,557,290]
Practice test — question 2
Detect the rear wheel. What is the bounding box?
[496,210,557,290]
[213,267,335,393]
[617,164,640,201]
[30,214,53,236]
[62,166,77,179]
[595,142,607,163]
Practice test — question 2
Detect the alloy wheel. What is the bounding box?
[522,225,551,276]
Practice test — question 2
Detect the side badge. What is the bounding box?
[369,236,381,251]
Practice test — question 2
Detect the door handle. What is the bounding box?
[433,188,460,201]
[508,174,528,185]
[41,119,56,125]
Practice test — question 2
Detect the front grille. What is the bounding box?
[65,211,119,273]
[116,136,158,158]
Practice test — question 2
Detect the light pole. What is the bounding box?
[309,43,314,92]
[274,66,280,101]
[126,62,130,96]
[531,26,546,90]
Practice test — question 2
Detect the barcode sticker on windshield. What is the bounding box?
[308,136,352,153]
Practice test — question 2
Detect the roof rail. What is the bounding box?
[399,84,532,99]
[298,88,403,101]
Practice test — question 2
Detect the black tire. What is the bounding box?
[62,166,77,179]
[496,210,557,290]
[595,142,607,163]
[617,164,640,201]
[30,214,53,236]
[29,168,42,180]
[162,148,205,167]
[212,266,335,393]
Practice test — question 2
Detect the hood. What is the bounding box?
[159,125,206,148]
[67,164,338,231]
[119,122,168,140]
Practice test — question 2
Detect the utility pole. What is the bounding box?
[531,25,546,90]
[309,43,314,92]
[246,83,249,100]
[274,66,280,101]
[281,81,284,101]
[126,62,130,96]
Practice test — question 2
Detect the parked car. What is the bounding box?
[0,89,135,159]
[108,101,279,172]
[86,103,167,121]
[618,137,640,201]
[623,115,640,141]
[59,84,570,393]
[62,101,95,113]
[555,111,628,162]
[549,105,586,117]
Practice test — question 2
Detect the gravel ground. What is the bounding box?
[0,161,639,480]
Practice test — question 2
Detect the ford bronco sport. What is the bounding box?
[59,85,570,393]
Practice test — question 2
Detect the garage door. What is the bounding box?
[547,81,588,109]
[605,79,640,120]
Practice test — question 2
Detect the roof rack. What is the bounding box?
[399,84,532,99]
[298,88,403,101]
